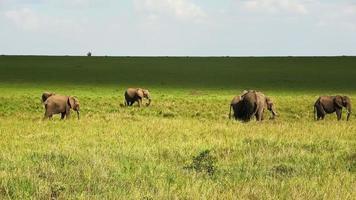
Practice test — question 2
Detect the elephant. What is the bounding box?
[42,92,55,103]
[43,95,80,120]
[124,88,151,107]
[314,95,352,121]
[230,90,277,122]
[229,90,251,119]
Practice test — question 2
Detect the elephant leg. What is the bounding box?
[130,101,135,106]
[127,100,132,106]
[232,108,238,120]
[336,109,342,120]
[44,114,52,120]
[44,110,52,120]
[314,105,318,120]
[43,114,51,120]
[316,104,326,120]
[229,105,232,119]
[138,99,142,107]
[61,112,65,120]
[255,109,264,121]
[321,114,325,120]
[254,113,259,121]
[316,110,322,120]
[65,109,71,119]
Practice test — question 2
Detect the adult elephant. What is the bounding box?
[43,95,80,119]
[42,92,55,103]
[230,90,277,122]
[314,95,352,121]
[124,88,151,107]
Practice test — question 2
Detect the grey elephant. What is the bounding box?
[42,92,55,103]
[43,95,80,119]
[124,88,151,107]
[229,90,251,119]
[230,90,277,122]
[314,95,352,121]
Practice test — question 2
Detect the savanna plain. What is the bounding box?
[0,56,355,199]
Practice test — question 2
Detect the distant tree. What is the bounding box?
[87,52,92,57]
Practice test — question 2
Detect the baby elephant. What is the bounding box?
[124,88,151,107]
[43,93,80,120]
[314,95,352,121]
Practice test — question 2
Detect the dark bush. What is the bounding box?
[270,164,295,178]
[184,150,216,176]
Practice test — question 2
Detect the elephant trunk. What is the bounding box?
[77,110,80,120]
[146,98,151,106]
[271,107,278,119]
[346,104,351,121]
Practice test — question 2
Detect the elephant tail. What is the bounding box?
[313,104,317,120]
[229,104,232,119]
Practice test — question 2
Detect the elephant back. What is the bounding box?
[125,88,138,99]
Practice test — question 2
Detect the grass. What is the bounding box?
[0,56,355,199]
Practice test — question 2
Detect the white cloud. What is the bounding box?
[1,1,356,56]
[316,2,356,31]
[51,0,96,8]
[240,0,308,15]
[3,7,86,34]
[344,4,356,15]
[4,8,40,31]
[134,0,207,23]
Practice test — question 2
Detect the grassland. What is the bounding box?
[0,56,355,199]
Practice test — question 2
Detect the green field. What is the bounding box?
[0,56,355,199]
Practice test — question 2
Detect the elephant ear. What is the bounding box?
[240,90,249,98]
[67,96,75,108]
[334,96,343,108]
[265,97,272,109]
[342,96,350,106]
[143,89,150,98]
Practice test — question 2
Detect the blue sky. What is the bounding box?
[1,0,356,56]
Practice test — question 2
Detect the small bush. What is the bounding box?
[158,110,175,118]
[184,150,216,176]
[270,164,295,178]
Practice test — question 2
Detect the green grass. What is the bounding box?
[0,56,355,199]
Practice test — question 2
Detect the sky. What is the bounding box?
[0,0,356,56]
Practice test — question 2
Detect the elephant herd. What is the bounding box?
[41,88,352,122]
[41,88,151,120]
[229,90,351,122]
